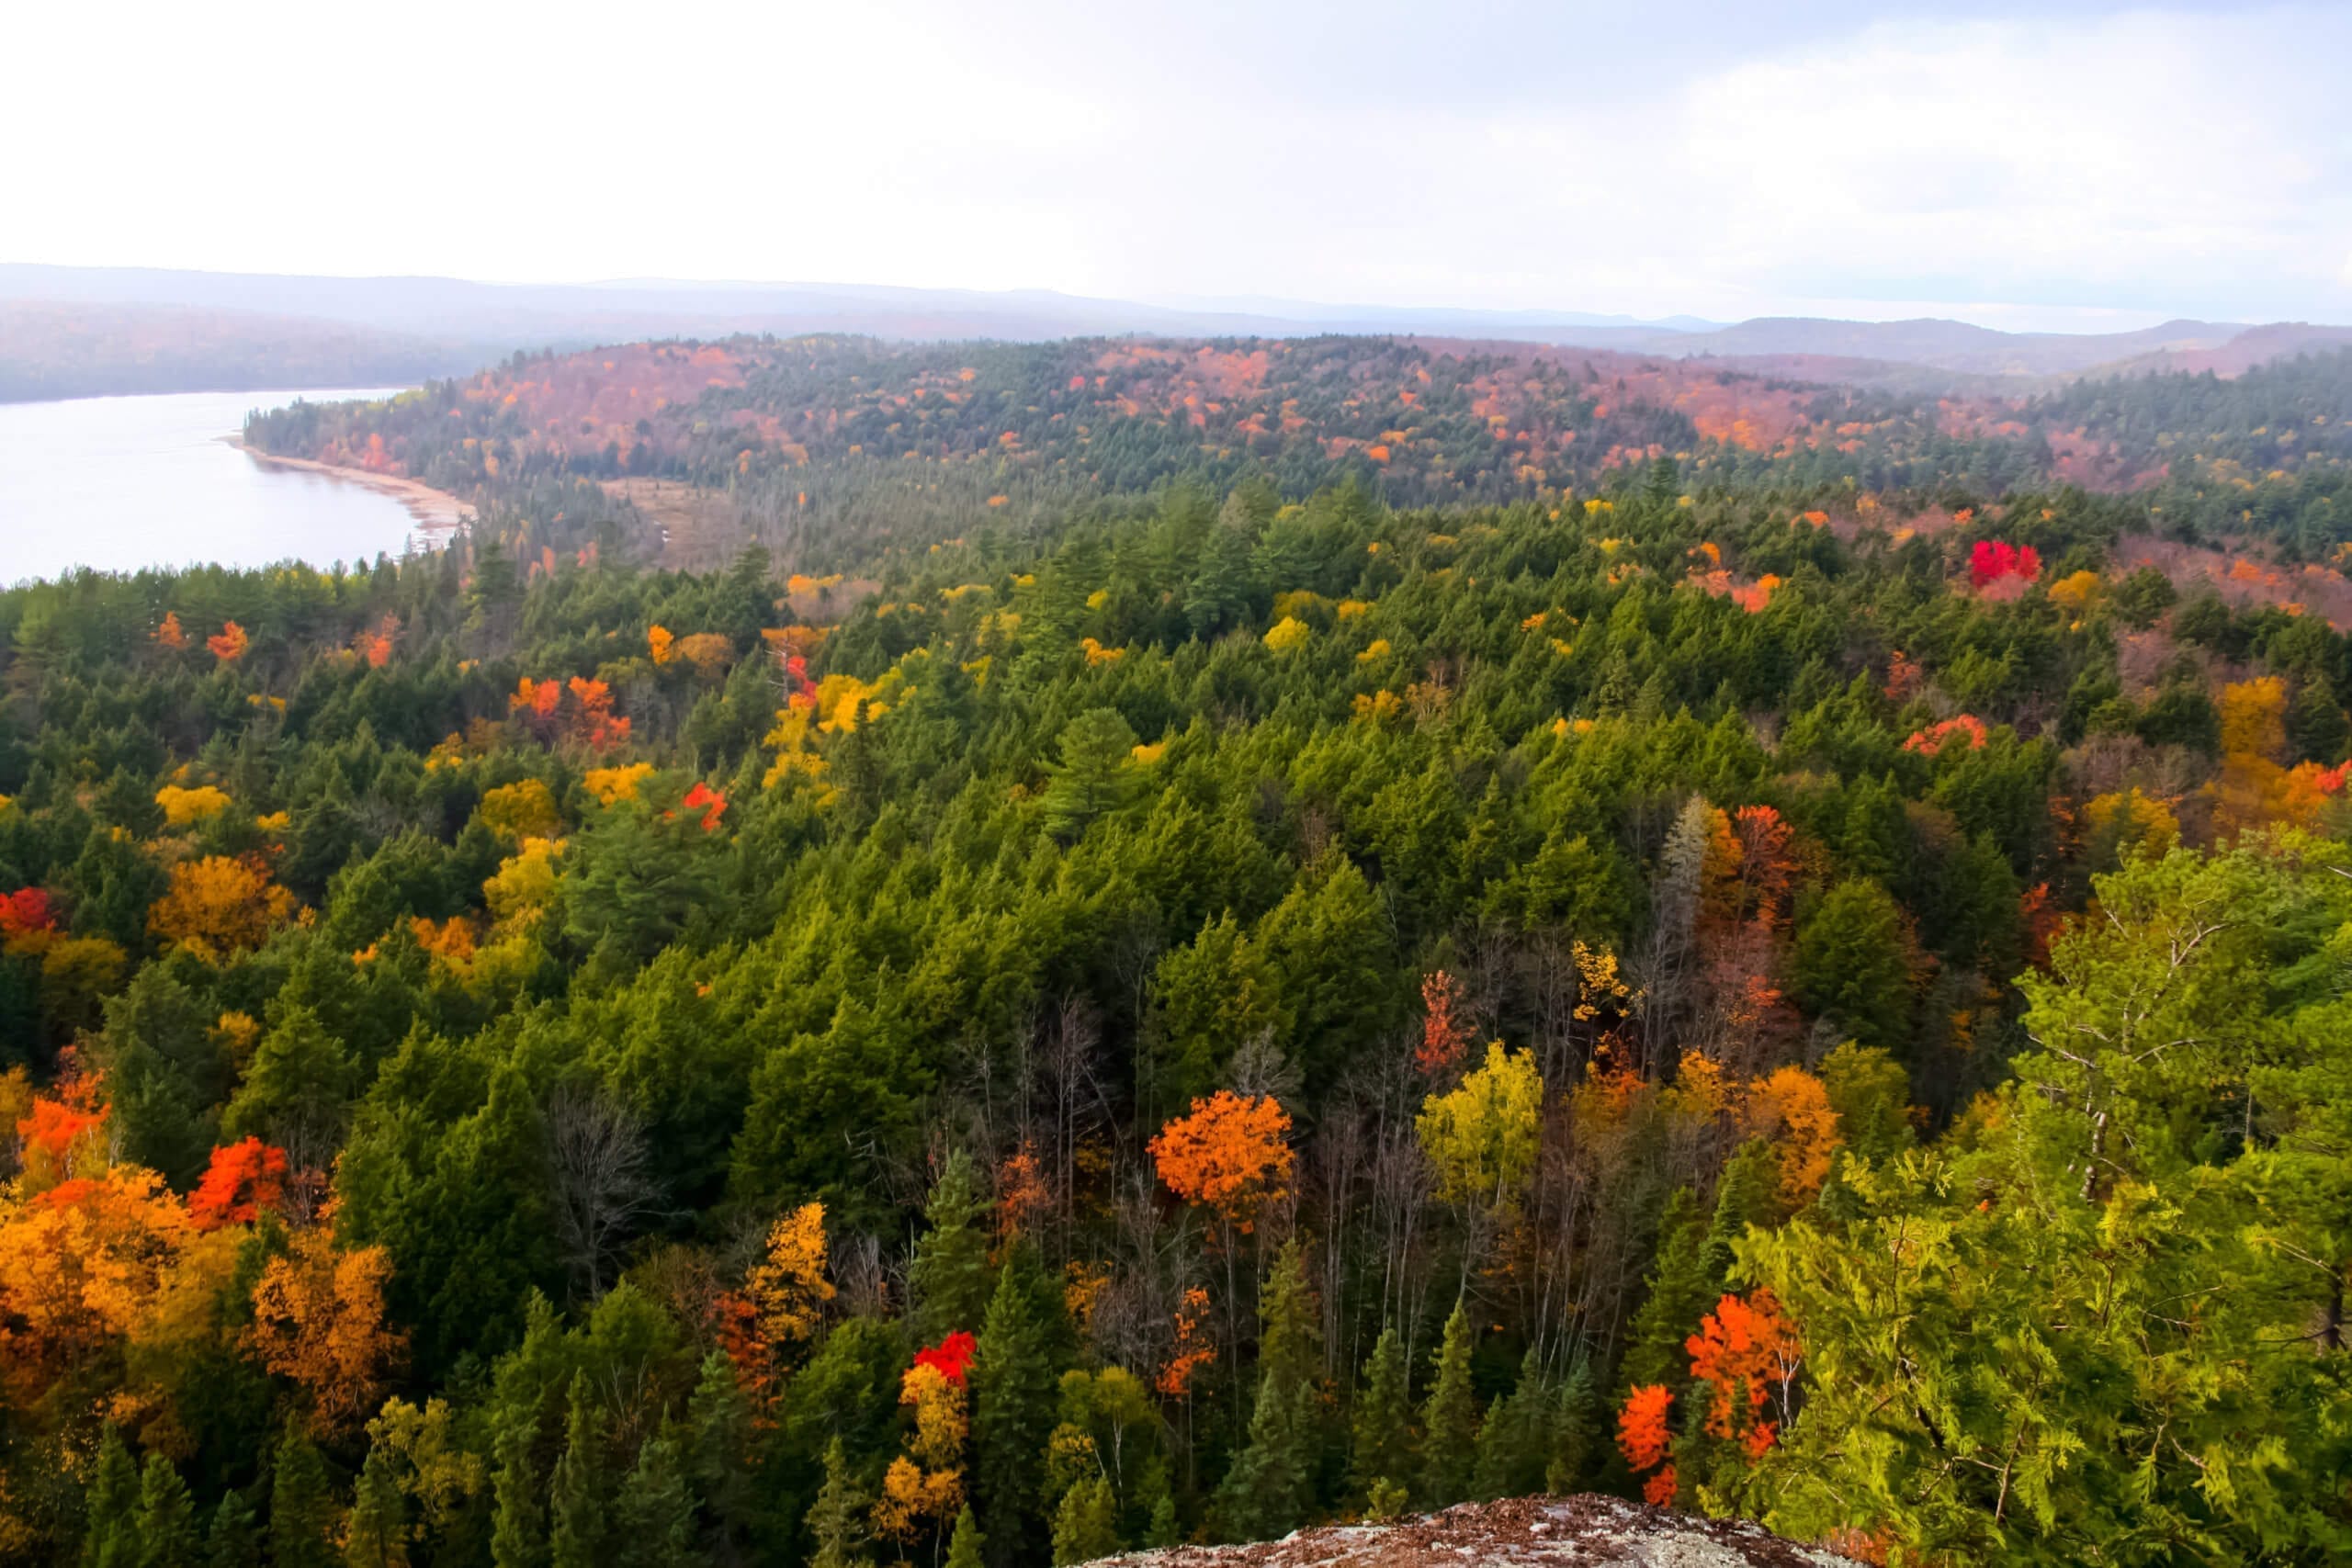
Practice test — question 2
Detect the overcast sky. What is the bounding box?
[9,0,2348,331]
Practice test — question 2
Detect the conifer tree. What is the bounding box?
[944,1506,986,1568]
[1348,1326,1415,1511]
[1471,1347,1551,1501]
[204,1490,260,1568]
[970,1245,1058,1566]
[1702,1139,1781,1285]
[1050,1476,1122,1565]
[908,1150,994,1343]
[1544,1360,1604,1495]
[548,1372,606,1568]
[1417,1305,1479,1508]
[270,1425,340,1568]
[489,1416,544,1568]
[686,1350,759,1549]
[344,1442,410,1568]
[1145,1495,1181,1548]
[807,1437,872,1568]
[83,1427,141,1568]
[615,1434,697,1568]
[135,1451,200,1568]
[1621,1188,1710,1393]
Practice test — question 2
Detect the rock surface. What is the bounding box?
[1095,1496,1860,1568]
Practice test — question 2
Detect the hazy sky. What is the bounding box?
[10,0,2349,330]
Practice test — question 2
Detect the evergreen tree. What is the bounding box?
[1050,1476,1122,1565]
[685,1349,758,1551]
[1471,1347,1550,1501]
[1417,1305,1479,1508]
[1215,1380,1316,1542]
[548,1372,606,1568]
[944,1506,986,1568]
[344,1442,410,1568]
[1544,1360,1604,1495]
[1347,1326,1415,1511]
[135,1451,201,1568]
[1702,1139,1781,1287]
[82,1427,141,1568]
[1145,1495,1181,1548]
[1041,710,1141,841]
[907,1150,994,1344]
[1621,1188,1710,1393]
[969,1244,1059,1567]
[489,1416,545,1568]
[204,1489,260,1568]
[805,1438,871,1568]
[615,1434,697,1568]
[270,1425,340,1568]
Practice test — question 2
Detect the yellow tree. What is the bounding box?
[244,1226,406,1437]
[148,855,298,960]
[1417,1042,1544,1287]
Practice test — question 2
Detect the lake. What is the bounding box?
[0,388,447,585]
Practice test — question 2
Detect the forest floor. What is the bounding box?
[1096,1497,1861,1568]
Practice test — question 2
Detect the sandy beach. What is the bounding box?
[223,436,475,538]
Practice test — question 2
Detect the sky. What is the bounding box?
[7,0,2349,332]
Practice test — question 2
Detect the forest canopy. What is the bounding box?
[2,340,2350,1565]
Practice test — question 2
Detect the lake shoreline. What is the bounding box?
[222,436,475,539]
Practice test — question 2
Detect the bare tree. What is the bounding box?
[546,1086,662,1302]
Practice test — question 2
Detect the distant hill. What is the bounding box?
[7,265,2346,403]
[0,300,482,403]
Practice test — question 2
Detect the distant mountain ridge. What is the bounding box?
[3,264,2346,401]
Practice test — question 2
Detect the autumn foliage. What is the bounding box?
[1149,1091,1295,1228]
[1618,1383,1677,1506]
[187,1137,289,1229]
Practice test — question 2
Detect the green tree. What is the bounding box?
[1790,879,1912,1051]
[1040,708,1140,840]
[344,1442,410,1568]
[489,1416,545,1568]
[944,1506,985,1568]
[83,1427,141,1568]
[615,1435,696,1568]
[1348,1326,1415,1512]
[1050,1476,1121,1565]
[548,1373,606,1568]
[970,1246,1060,1566]
[806,1438,871,1568]
[1417,1305,1479,1508]
[270,1425,340,1568]
[203,1489,260,1568]
[908,1150,995,1344]
[1471,1348,1549,1502]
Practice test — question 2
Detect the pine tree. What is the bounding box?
[1145,1495,1180,1548]
[1417,1305,1479,1508]
[344,1441,410,1568]
[685,1350,758,1550]
[1621,1188,1710,1393]
[1471,1347,1551,1501]
[1050,1475,1122,1565]
[489,1416,545,1568]
[1544,1360,1603,1495]
[1215,1379,1316,1542]
[616,1434,697,1568]
[806,1438,872,1568]
[944,1506,986,1568]
[1702,1139,1781,1286]
[908,1150,994,1344]
[204,1489,260,1568]
[1348,1326,1415,1509]
[548,1372,606,1568]
[270,1425,340,1568]
[83,1427,141,1568]
[969,1244,1058,1567]
[1254,1239,1321,1395]
[135,1451,200,1568]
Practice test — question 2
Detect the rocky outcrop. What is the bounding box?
[1095,1496,1860,1568]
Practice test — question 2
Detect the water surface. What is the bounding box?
[0,389,433,585]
